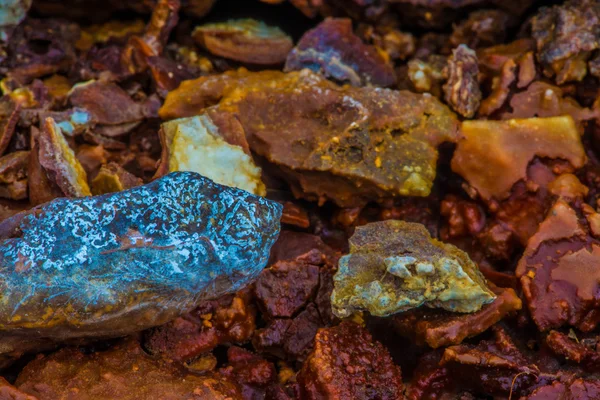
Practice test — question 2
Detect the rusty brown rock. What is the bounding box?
[516,199,600,332]
[193,19,293,65]
[392,284,522,348]
[15,338,242,400]
[161,69,459,207]
[502,81,598,122]
[144,290,256,363]
[524,378,600,400]
[478,58,515,117]
[0,151,29,200]
[546,330,600,372]
[297,322,404,400]
[0,98,20,157]
[451,117,586,202]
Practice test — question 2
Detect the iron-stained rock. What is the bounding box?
[331,220,495,318]
[160,69,460,207]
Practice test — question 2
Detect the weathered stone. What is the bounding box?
[193,19,293,65]
[0,171,282,354]
[160,69,460,207]
[451,117,586,202]
[331,220,495,318]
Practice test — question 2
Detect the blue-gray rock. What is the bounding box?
[0,171,282,343]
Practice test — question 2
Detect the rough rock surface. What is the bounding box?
[331,220,495,318]
[0,171,281,352]
[160,69,460,207]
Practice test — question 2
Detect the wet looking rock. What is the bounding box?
[0,171,282,356]
[331,220,495,318]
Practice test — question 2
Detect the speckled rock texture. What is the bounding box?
[0,171,282,351]
[331,220,495,318]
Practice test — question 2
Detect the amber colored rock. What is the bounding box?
[443,45,481,118]
[477,38,535,74]
[547,173,590,200]
[516,199,600,332]
[392,284,522,348]
[368,29,415,61]
[285,18,396,87]
[331,220,495,318]
[193,19,293,65]
[121,0,180,75]
[75,19,145,50]
[36,117,91,198]
[297,322,403,400]
[161,69,459,207]
[0,98,20,157]
[451,117,586,201]
[0,151,29,200]
[145,290,256,363]
[15,338,242,400]
[531,0,600,84]
[155,113,265,196]
[407,55,446,97]
[91,162,143,195]
[478,58,515,117]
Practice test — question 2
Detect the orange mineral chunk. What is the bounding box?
[451,116,586,202]
[161,69,460,206]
